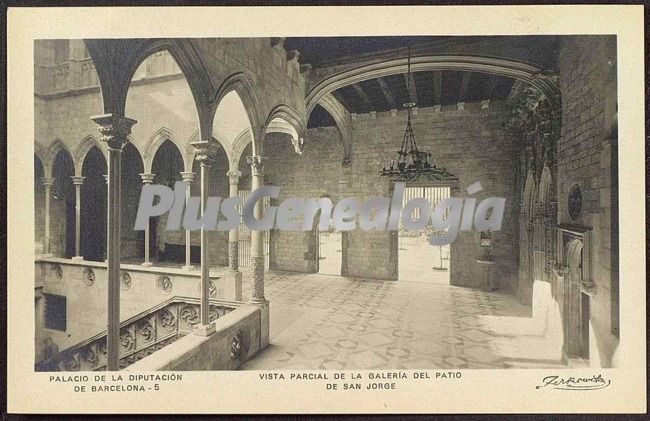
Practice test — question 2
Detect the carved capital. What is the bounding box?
[42,177,55,187]
[179,171,195,183]
[91,114,137,150]
[71,176,86,186]
[227,170,242,185]
[191,140,219,165]
[247,155,268,176]
[139,172,155,184]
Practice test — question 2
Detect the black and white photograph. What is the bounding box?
[32,34,620,372]
[6,5,646,415]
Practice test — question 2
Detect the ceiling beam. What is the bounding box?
[458,72,471,103]
[331,91,351,112]
[432,71,442,106]
[404,73,418,105]
[376,77,396,109]
[482,76,499,101]
[351,83,374,111]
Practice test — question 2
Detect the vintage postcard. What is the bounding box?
[6,5,646,414]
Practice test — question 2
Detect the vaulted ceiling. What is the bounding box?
[284,36,558,128]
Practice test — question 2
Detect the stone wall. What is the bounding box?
[265,101,519,290]
[556,36,618,366]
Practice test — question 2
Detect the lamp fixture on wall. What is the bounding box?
[380,46,457,183]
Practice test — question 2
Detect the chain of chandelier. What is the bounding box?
[380,46,457,183]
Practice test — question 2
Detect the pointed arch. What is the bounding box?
[183,129,231,173]
[264,104,307,156]
[126,134,145,166]
[47,139,75,175]
[230,128,253,171]
[34,141,51,178]
[212,72,263,153]
[143,127,183,174]
[265,104,306,138]
[85,39,214,131]
[74,136,107,176]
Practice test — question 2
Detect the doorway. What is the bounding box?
[318,224,342,276]
[398,186,450,283]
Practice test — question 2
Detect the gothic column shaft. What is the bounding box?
[71,176,85,259]
[103,174,109,262]
[43,178,54,255]
[227,170,241,272]
[227,170,242,301]
[180,172,195,271]
[247,155,268,303]
[200,160,210,324]
[191,140,215,336]
[92,114,136,371]
[139,173,155,267]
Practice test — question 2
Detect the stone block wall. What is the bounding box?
[265,101,519,289]
[557,36,618,366]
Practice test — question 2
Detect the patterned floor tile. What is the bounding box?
[239,270,566,370]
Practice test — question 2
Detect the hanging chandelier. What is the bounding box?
[380,47,457,183]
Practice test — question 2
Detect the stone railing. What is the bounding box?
[36,296,238,371]
[35,58,99,95]
[35,50,183,96]
[35,257,241,353]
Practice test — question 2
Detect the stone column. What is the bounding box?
[42,177,54,256]
[227,170,242,301]
[247,155,269,348]
[91,113,136,371]
[180,171,195,271]
[246,155,268,304]
[139,173,155,267]
[191,141,215,336]
[103,174,109,262]
[71,176,85,260]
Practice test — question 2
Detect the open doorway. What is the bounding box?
[398,186,450,284]
[318,224,342,276]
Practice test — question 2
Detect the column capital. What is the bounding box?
[42,177,55,187]
[227,170,242,185]
[91,113,137,150]
[247,155,268,176]
[191,140,215,164]
[71,176,86,186]
[179,171,195,183]
[139,172,156,184]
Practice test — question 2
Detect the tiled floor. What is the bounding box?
[241,271,566,370]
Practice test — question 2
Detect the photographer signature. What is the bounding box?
[536,374,611,391]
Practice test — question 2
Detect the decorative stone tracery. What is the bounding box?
[504,76,560,302]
